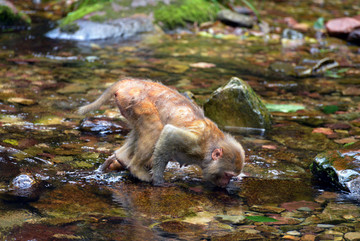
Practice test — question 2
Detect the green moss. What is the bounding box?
[2,139,18,146]
[89,14,107,22]
[154,0,222,29]
[59,22,80,33]
[60,0,111,26]
[204,77,272,129]
[0,5,31,29]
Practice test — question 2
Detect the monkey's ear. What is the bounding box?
[211,148,223,160]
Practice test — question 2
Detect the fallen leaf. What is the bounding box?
[189,62,216,68]
[280,200,320,212]
[334,137,358,144]
[312,128,334,135]
[245,216,278,223]
[8,97,35,105]
[265,104,305,113]
[262,145,277,150]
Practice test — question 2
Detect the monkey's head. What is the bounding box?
[202,134,245,188]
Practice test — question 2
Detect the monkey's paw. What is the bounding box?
[131,167,152,182]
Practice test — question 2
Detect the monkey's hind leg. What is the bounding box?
[99,154,127,172]
[127,123,163,182]
[99,130,136,172]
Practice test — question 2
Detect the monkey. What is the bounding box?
[78,78,245,187]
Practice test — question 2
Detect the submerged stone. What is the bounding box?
[32,184,127,221]
[215,214,246,224]
[281,28,304,48]
[344,232,360,241]
[0,155,20,182]
[317,202,360,224]
[269,61,296,76]
[311,150,360,194]
[348,28,360,43]
[204,77,272,130]
[217,9,254,28]
[7,97,35,106]
[1,173,45,202]
[157,220,206,238]
[270,123,338,151]
[79,117,128,135]
[0,210,37,230]
[269,58,339,77]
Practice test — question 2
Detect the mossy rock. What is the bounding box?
[0,1,31,31]
[204,77,272,130]
[154,0,221,29]
[311,150,360,194]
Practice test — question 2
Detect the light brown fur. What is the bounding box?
[78,78,245,187]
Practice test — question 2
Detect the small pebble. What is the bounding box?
[287,230,301,236]
[344,232,360,241]
[282,235,300,240]
[297,207,312,212]
[317,224,335,228]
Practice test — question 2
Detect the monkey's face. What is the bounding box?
[202,153,244,188]
[202,137,245,187]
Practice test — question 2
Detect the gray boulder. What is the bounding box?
[46,17,153,41]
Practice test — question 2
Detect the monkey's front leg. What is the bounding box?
[152,125,199,186]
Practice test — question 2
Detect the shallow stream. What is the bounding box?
[1,1,360,240]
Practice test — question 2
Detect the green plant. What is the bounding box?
[60,0,112,26]
[241,0,261,21]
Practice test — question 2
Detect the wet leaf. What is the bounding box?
[324,68,349,79]
[262,145,277,150]
[265,104,305,113]
[322,105,338,114]
[343,142,356,147]
[312,128,334,135]
[8,97,35,106]
[3,139,19,146]
[35,116,63,125]
[314,17,325,30]
[334,137,358,144]
[241,0,260,21]
[189,62,216,68]
[245,216,278,222]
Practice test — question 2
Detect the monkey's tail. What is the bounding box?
[78,80,123,115]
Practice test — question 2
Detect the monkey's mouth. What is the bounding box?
[212,171,239,188]
[210,174,231,188]
[218,177,231,187]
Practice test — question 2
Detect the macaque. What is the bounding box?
[78,78,245,187]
